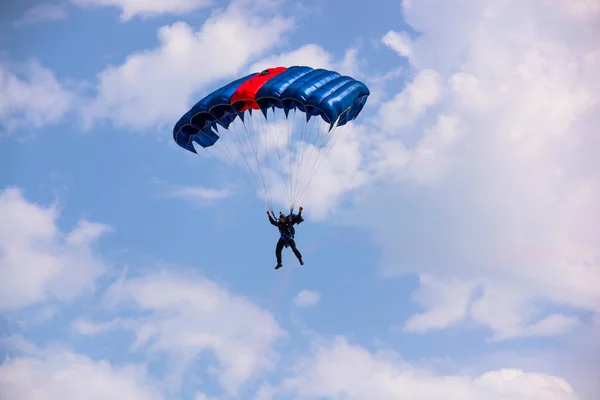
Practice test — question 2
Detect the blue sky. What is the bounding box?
[1,0,599,399]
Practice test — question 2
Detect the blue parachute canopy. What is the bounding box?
[173,66,370,153]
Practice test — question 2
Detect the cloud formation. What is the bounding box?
[343,0,600,341]
[0,183,589,398]
[0,187,110,311]
[278,336,579,400]
[0,61,74,134]
[81,0,294,131]
[70,0,214,21]
[15,4,68,26]
[293,289,320,308]
[0,337,162,400]
[79,269,286,395]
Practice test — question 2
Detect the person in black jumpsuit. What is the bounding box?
[267,207,304,269]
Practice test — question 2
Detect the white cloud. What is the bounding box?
[0,60,74,134]
[0,338,162,400]
[402,274,476,333]
[15,4,68,25]
[5,331,582,400]
[0,185,587,398]
[0,187,111,311]
[194,393,219,400]
[363,67,408,108]
[546,0,600,19]
[248,44,363,78]
[70,0,214,21]
[248,44,335,73]
[375,68,443,133]
[82,0,294,131]
[293,290,320,308]
[168,185,231,201]
[94,269,286,395]
[335,0,600,341]
[71,318,125,335]
[382,30,413,59]
[278,336,579,399]
[336,48,364,79]
[467,282,583,342]
[158,181,233,206]
[253,383,276,400]
[152,179,232,205]
[401,275,582,341]
[291,125,369,218]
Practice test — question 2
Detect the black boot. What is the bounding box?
[275,263,282,269]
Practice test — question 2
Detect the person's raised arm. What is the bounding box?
[293,207,304,224]
[267,210,277,226]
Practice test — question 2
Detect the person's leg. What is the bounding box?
[288,239,303,265]
[275,239,284,268]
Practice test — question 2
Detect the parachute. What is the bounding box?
[173,65,370,211]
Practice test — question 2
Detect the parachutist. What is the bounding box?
[267,207,304,269]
